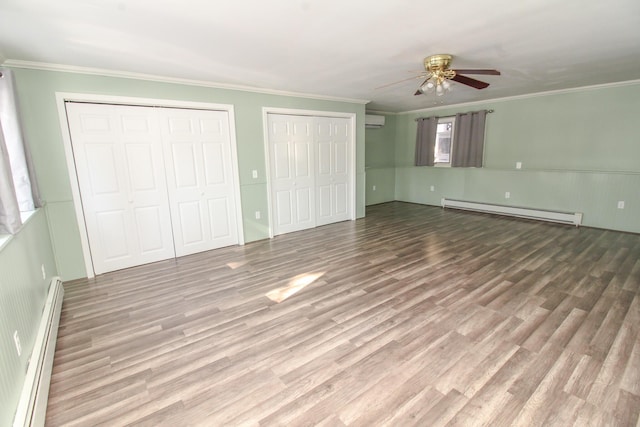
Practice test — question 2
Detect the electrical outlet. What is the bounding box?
[505,191,511,199]
[252,170,258,179]
[617,201,625,209]
[41,264,46,280]
[255,211,261,219]
[516,162,522,169]
[372,185,376,191]
[430,185,435,192]
[13,331,21,356]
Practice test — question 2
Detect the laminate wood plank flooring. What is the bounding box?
[46,202,640,426]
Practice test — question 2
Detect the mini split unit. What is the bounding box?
[365,114,385,128]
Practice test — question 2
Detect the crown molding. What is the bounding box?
[3,59,370,105]
[400,79,640,115]
[6,59,638,114]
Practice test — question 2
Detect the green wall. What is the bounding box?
[0,210,58,425]
[390,82,640,233]
[365,114,396,205]
[11,68,366,280]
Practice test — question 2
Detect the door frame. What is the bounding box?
[262,107,357,238]
[56,92,245,278]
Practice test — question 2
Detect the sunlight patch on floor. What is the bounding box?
[266,272,325,303]
[226,261,248,269]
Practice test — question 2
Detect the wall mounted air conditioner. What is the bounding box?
[365,114,385,129]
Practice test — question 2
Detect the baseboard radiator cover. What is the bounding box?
[13,277,64,427]
[441,198,583,226]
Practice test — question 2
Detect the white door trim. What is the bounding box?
[56,92,245,278]
[262,107,357,238]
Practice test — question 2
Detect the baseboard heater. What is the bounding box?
[441,198,583,226]
[13,277,64,427]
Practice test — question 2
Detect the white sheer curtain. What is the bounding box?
[0,68,41,234]
[0,127,21,234]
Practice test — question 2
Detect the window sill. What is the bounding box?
[0,235,9,250]
[21,210,36,222]
[0,210,38,251]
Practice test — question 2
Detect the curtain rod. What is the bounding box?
[415,109,494,121]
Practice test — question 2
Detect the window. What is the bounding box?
[415,110,487,168]
[434,117,455,166]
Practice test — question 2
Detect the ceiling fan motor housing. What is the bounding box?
[424,54,453,72]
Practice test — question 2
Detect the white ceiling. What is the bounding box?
[1,0,639,112]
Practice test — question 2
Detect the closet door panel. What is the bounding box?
[315,117,351,226]
[209,198,232,238]
[268,113,353,234]
[160,109,239,256]
[95,210,129,259]
[204,143,226,185]
[134,206,167,253]
[317,185,332,219]
[66,102,175,274]
[268,114,316,235]
[275,190,294,227]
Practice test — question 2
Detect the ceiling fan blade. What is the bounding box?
[451,74,490,89]
[375,74,426,90]
[414,78,429,96]
[452,69,501,75]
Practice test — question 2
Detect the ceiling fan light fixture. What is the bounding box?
[420,79,435,94]
[419,60,456,96]
[423,73,451,97]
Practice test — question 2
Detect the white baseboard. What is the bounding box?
[13,277,64,427]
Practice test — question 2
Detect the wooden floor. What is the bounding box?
[46,202,640,426]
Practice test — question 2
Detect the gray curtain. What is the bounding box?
[414,116,438,166]
[0,125,21,234]
[451,110,487,167]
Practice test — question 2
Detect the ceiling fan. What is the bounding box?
[377,54,500,96]
[414,54,500,96]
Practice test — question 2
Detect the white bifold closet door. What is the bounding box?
[66,102,239,275]
[268,114,316,235]
[159,108,239,257]
[267,113,351,236]
[315,117,350,226]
